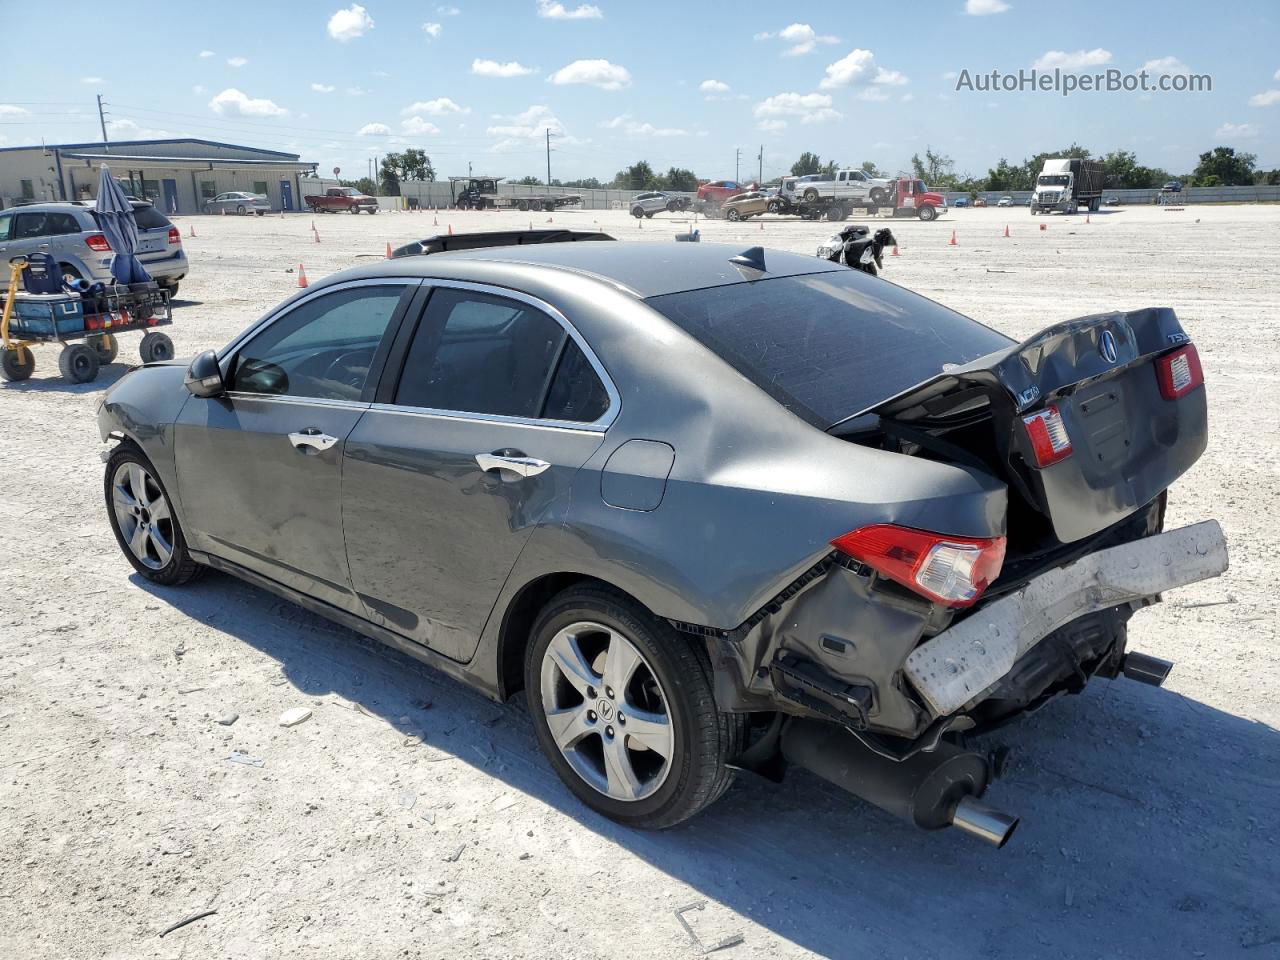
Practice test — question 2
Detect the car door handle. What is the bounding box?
[475,452,551,478]
[289,429,339,452]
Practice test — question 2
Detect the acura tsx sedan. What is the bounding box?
[98,230,1226,846]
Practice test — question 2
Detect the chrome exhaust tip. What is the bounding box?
[1122,652,1174,687]
[950,796,1019,848]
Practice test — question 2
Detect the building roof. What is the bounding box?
[0,137,301,159]
[59,152,314,168]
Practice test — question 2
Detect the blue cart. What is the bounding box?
[1,257,175,383]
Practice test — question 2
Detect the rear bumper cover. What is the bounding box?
[903,520,1228,716]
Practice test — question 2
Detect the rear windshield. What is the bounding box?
[132,206,172,230]
[646,271,1013,428]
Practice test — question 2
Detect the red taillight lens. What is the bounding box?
[84,233,113,252]
[1155,344,1203,400]
[831,524,1006,608]
[1022,405,1073,467]
[167,227,181,245]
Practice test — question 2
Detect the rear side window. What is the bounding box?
[647,271,1013,428]
[395,288,566,419]
[543,339,609,423]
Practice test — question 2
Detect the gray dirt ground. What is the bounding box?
[1,203,1277,960]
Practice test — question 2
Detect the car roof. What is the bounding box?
[326,240,848,299]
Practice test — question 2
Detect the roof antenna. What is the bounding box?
[729,246,766,272]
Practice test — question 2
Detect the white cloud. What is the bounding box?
[873,68,908,85]
[753,92,841,124]
[422,22,442,38]
[819,49,875,89]
[1033,48,1112,70]
[536,0,602,19]
[942,70,959,80]
[1216,121,1259,139]
[699,79,730,93]
[208,88,288,117]
[547,59,630,90]
[81,76,103,84]
[486,104,582,150]
[346,86,369,96]
[192,84,205,94]
[226,56,247,68]
[1275,68,1280,82]
[106,117,177,139]
[858,87,890,101]
[756,23,839,56]
[357,122,392,135]
[328,4,374,42]
[198,50,215,58]
[1249,89,1280,107]
[0,104,29,115]
[401,97,469,115]
[472,58,536,77]
[311,82,336,93]
[965,0,1009,14]
[437,4,461,13]
[757,118,787,132]
[901,93,915,102]
[602,114,687,137]
[401,116,441,135]
[1141,56,1188,75]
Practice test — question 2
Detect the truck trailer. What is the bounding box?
[1030,158,1106,214]
[449,177,581,212]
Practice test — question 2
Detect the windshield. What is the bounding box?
[1038,175,1070,186]
[646,271,1012,428]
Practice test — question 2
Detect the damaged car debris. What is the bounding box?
[97,233,1226,848]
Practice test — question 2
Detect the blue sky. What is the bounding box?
[2,0,1277,182]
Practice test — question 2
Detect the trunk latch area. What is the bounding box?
[771,652,874,729]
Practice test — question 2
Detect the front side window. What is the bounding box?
[231,285,404,401]
[0,212,13,241]
[395,287,601,421]
[12,212,50,240]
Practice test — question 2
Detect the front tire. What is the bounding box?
[139,332,174,363]
[525,587,743,829]
[918,205,938,221]
[104,445,202,585]
[1,346,35,382]
[725,208,742,221]
[58,343,99,383]
[236,204,246,215]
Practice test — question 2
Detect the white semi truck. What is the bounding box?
[1030,158,1106,214]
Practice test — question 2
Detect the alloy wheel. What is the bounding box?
[539,621,674,802]
[111,462,174,570]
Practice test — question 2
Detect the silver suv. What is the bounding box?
[0,200,188,294]
[629,191,689,218]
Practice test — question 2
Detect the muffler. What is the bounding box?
[1122,652,1173,687]
[780,718,1019,848]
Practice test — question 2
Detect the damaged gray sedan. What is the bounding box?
[97,231,1227,847]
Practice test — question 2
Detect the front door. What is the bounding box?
[174,281,413,611]
[280,180,294,212]
[342,283,614,661]
[162,179,179,215]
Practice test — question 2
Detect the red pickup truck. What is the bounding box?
[304,187,380,214]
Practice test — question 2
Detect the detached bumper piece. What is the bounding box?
[904,520,1228,717]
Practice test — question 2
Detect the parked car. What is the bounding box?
[721,191,770,220]
[997,195,1014,207]
[304,187,379,214]
[954,196,969,208]
[1162,180,1183,193]
[204,192,272,216]
[97,232,1225,845]
[973,197,988,207]
[629,192,688,218]
[1105,196,1121,206]
[0,200,187,295]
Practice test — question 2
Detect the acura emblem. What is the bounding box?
[1099,329,1118,364]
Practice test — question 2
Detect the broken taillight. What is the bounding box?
[831,524,1006,608]
[84,233,113,252]
[167,227,181,245]
[1155,344,1203,400]
[1022,405,1073,467]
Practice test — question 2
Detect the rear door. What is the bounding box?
[342,282,614,661]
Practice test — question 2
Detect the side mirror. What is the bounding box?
[184,349,225,398]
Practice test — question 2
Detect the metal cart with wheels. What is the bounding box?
[1,257,175,384]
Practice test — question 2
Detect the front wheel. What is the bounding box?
[236,205,246,215]
[58,343,100,383]
[1,346,35,382]
[526,587,744,829]
[139,332,174,364]
[918,205,938,221]
[802,188,820,203]
[725,208,742,221]
[631,207,645,219]
[104,445,202,585]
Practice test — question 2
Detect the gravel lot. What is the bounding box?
[2,202,1277,959]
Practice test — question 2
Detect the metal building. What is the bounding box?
[0,138,317,214]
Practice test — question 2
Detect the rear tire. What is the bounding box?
[104,444,202,585]
[236,204,246,215]
[139,332,174,364]
[525,586,744,829]
[58,343,99,383]
[1,346,35,382]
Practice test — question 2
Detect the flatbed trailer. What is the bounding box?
[449,176,582,212]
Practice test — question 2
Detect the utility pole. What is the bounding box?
[96,94,109,149]
[757,144,763,185]
[546,128,553,186]
[735,147,741,183]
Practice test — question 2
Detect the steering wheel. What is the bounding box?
[321,349,372,391]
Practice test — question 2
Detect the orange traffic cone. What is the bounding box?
[638,219,643,229]
[1085,214,1091,224]
[760,220,764,230]
[297,264,308,288]
[1003,224,1010,238]
[385,242,393,259]
[433,215,438,226]
[1039,222,1047,231]
[891,245,900,257]
[313,228,320,243]
[447,224,453,236]
[949,230,958,246]
[221,207,226,216]
[188,224,197,238]
[311,219,316,232]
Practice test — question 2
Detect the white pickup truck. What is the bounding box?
[795,169,894,210]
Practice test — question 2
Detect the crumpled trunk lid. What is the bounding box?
[859,307,1207,543]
